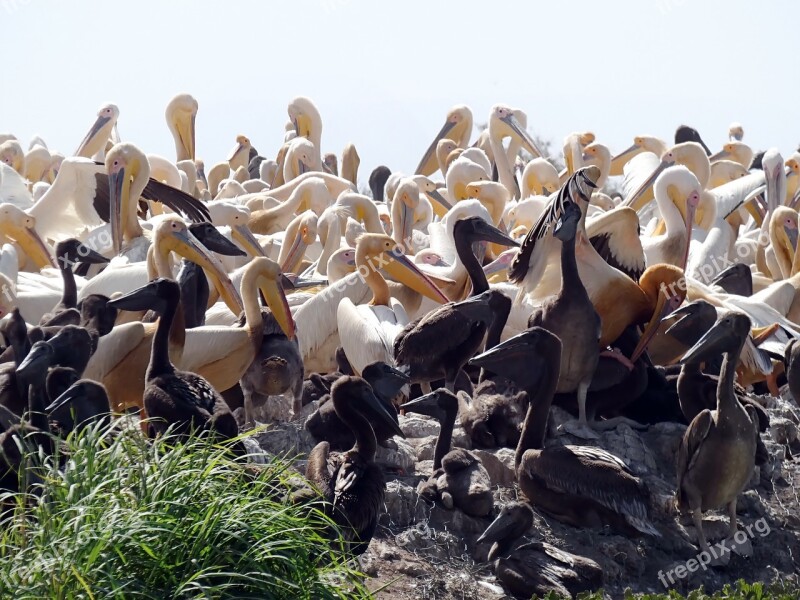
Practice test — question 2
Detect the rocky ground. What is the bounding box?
[250,388,800,600]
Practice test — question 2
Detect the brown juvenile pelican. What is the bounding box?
[675,313,760,565]
[527,199,601,440]
[470,327,659,536]
[238,305,304,426]
[1,340,57,494]
[477,502,603,599]
[46,379,111,435]
[108,279,240,447]
[666,303,770,462]
[394,217,517,392]
[39,239,109,327]
[305,362,409,451]
[303,376,405,555]
[402,388,493,517]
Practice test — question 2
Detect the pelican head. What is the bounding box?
[227,135,252,168]
[327,247,357,282]
[288,97,322,142]
[522,158,559,196]
[287,137,316,178]
[489,104,542,158]
[0,140,25,175]
[415,105,473,175]
[611,135,667,173]
[625,142,709,210]
[245,257,296,340]
[771,206,798,256]
[0,203,54,269]
[436,138,459,174]
[323,152,338,175]
[762,148,786,214]
[154,215,243,314]
[106,143,151,255]
[75,103,119,158]
[356,233,448,304]
[728,122,744,141]
[208,201,264,258]
[630,264,687,362]
[166,93,198,162]
[411,175,452,217]
[279,211,318,274]
[710,141,753,169]
[681,312,751,364]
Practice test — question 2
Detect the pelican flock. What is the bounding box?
[2,94,800,598]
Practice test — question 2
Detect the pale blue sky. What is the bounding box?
[1,0,797,186]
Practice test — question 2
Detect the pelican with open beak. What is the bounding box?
[75,103,120,159]
[0,203,54,269]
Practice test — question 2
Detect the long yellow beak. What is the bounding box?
[108,166,130,256]
[170,228,243,315]
[610,143,641,176]
[75,114,111,158]
[10,224,54,269]
[623,159,671,211]
[415,119,456,176]
[630,290,683,362]
[280,228,309,274]
[259,276,295,340]
[502,114,542,158]
[381,249,448,304]
[176,113,196,161]
[232,224,266,257]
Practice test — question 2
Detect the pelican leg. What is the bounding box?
[243,389,255,430]
[692,508,730,567]
[445,379,455,393]
[421,382,432,394]
[727,500,753,557]
[557,381,600,440]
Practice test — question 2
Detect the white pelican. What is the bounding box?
[336,233,448,375]
[488,104,542,200]
[165,93,198,162]
[75,103,119,159]
[415,105,473,176]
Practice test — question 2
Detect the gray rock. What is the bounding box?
[769,417,799,445]
[377,436,417,472]
[400,413,440,438]
[471,448,516,488]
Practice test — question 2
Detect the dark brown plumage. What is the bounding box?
[675,313,759,564]
[478,502,603,599]
[239,308,304,424]
[92,170,212,224]
[470,327,659,536]
[306,362,408,451]
[402,388,493,517]
[394,216,517,391]
[108,279,239,447]
[303,376,405,555]
[40,239,109,327]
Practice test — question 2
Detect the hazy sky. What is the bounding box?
[1,0,797,187]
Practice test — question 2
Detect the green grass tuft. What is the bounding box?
[0,421,370,599]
